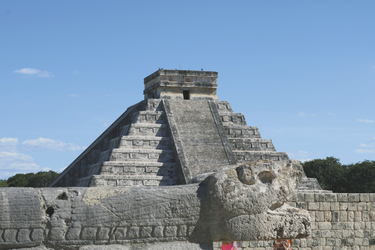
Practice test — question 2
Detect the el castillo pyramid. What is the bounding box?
[50,69,289,187]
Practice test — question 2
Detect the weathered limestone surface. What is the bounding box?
[0,160,310,250]
[225,192,375,250]
[164,99,234,181]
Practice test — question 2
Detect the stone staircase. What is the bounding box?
[76,100,178,187]
[213,100,289,163]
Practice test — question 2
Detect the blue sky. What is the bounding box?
[1,1,375,179]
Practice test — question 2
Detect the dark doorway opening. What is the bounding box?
[183,90,190,100]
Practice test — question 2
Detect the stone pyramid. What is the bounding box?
[50,69,289,187]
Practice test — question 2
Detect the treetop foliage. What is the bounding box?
[302,157,375,193]
[5,171,59,188]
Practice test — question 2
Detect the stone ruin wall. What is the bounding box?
[213,192,375,250]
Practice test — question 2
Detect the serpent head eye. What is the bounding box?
[236,165,256,185]
[257,170,276,184]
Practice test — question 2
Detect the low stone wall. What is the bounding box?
[214,192,375,250]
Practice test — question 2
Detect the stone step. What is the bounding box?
[131,111,167,124]
[232,151,289,162]
[107,148,174,162]
[75,175,93,187]
[120,124,131,136]
[228,138,276,151]
[224,125,261,138]
[100,161,176,176]
[127,124,169,137]
[218,112,247,126]
[213,101,233,112]
[145,99,163,111]
[89,174,178,187]
[110,136,172,150]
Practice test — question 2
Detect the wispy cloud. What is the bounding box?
[0,137,18,152]
[355,149,375,154]
[0,138,39,179]
[0,136,85,179]
[298,112,316,117]
[356,136,375,154]
[13,68,54,78]
[69,94,79,97]
[72,71,80,75]
[356,118,374,123]
[22,137,85,151]
[288,150,312,162]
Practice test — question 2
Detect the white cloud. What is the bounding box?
[288,150,311,162]
[298,112,316,117]
[355,149,375,154]
[72,71,80,75]
[356,118,375,123]
[356,137,375,154]
[0,136,83,179]
[13,68,54,78]
[0,138,40,179]
[69,94,79,97]
[0,137,18,152]
[22,137,85,151]
[0,151,39,179]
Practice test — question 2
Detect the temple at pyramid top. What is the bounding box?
[50,69,289,188]
[144,69,219,100]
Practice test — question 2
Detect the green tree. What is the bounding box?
[7,171,59,187]
[7,173,35,187]
[302,157,348,192]
[28,171,59,187]
[345,160,375,193]
[0,179,8,187]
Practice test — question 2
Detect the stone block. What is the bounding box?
[337,193,348,202]
[17,228,31,242]
[348,211,354,222]
[339,202,348,210]
[164,226,178,237]
[315,211,325,222]
[81,227,97,240]
[114,227,127,240]
[355,211,362,221]
[66,227,81,240]
[339,211,348,222]
[48,227,66,241]
[308,202,320,211]
[331,211,339,222]
[97,227,111,240]
[360,194,370,202]
[324,211,331,222]
[304,193,315,202]
[315,194,326,202]
[330,202,339,210]
[325,193,337,202]
[369,193,375,202]
[318,222,331,230]
[348,202,358,211]
[127,227,139,239]
[348,193,360,202]
[319,202,330,211]
[177,225,187,237]
[30,228,44,242]
[152,226,164,237]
